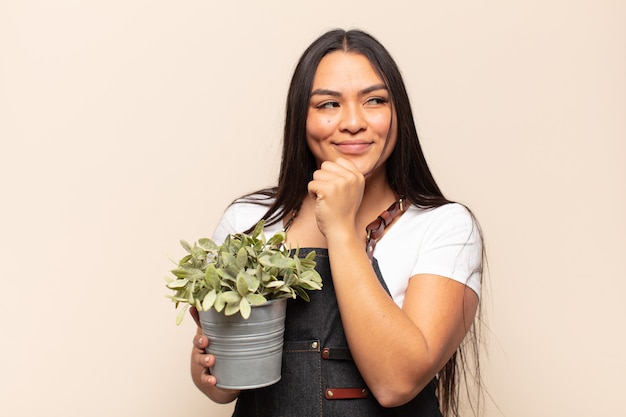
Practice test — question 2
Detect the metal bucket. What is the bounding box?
[198,298,287,389]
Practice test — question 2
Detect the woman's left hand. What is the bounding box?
[307,158,365,238]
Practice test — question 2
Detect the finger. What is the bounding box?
[204,373,217,386]
[197,352,214,369]
[334,159,365,186]
[318,159,353,177]
[308,178,338,202]
[334,157,360,173]
[308,175,359,203]
[195,334,209,347]
[319,159,364,185]
[307,181,319,201]
[192,342,214,369]
[312,166,341,182]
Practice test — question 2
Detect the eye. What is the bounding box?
[316,101,340,109]
[365,97,388,106]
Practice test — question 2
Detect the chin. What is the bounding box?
[360,163,384,179]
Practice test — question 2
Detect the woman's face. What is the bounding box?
[306,51,397,177]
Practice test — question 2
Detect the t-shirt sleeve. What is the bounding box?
[211,205,238,244]
[411,204,483,297]
[211,198,279,244]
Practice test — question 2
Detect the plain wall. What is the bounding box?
[1,1,624,416]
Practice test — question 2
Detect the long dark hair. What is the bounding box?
[241,29,483,417]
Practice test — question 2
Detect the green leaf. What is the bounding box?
[167,295,189,303]
[236,272,249,296]
[269,253,295,269]
[279,286,294,294]
[301,270,323,284]
[252,220,265,239]
[239,235,250,249]
[170,268,188,279]
[236,247,248,269]
[267,231,286,246]
[294,256,302,273]
[214,292,226,312]
[188,269,205,281]
[197,238,218,252]
[178,254,192,266]
[246,294,267,306]
[221,251,236,267]
[284,273,296,287]
[166,278,189,289]
[180,240,192,253]
[246,273,261,293]
[221,291,242,304]
[175,304,189,325]
[202,289,217,311]
[264,280,285,288]
[224,302,241,316]
[191,245,206,257]
[299,259,316,269]
[216,267,235,282]
[298,280,322,291]
[257,254,272,268]
[239,297,251,319]
[293,287,311,302]
[204,264,220,289]
[259,269,273,283]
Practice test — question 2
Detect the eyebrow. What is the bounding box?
[310,83,388,97]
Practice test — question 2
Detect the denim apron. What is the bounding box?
[232,248,442,417]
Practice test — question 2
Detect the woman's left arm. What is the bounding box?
[309,158,479,408]
[326,235,478,407]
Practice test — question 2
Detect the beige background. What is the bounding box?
[1,1,624,416]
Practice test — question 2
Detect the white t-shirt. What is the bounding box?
[212,199,482,307]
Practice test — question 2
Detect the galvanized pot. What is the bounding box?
[198,298,287,389]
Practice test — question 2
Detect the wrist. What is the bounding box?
[325,227,363,253]
[324,222,357,240]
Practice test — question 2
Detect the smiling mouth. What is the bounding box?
[333,141,373,154]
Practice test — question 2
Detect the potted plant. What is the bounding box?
[165,220,323,389]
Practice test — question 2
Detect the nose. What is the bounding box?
[338,103,366,134]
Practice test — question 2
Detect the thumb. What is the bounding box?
[189,306,201,328]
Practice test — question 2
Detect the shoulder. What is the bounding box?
[377,202,483,299]
[226,195,275,222]
[405,201,472,220]
[380,202,480,250]
[212,195,280,243]
[401,203,478,236]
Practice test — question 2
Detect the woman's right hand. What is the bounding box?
[189,307,240,404]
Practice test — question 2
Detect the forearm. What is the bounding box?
[326,232,436,405]
[306,160,475,406]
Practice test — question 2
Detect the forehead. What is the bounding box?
[312,51,383,87]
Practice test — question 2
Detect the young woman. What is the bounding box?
[190,29,483,417]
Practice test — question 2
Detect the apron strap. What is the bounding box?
[365,197,408,259]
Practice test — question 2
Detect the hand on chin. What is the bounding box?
[323,156,375,178]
